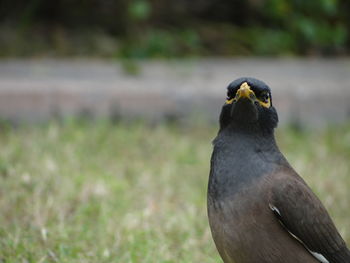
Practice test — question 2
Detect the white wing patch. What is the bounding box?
[309,251,329,263]
[268,204,329,263]
[268,204,281,216]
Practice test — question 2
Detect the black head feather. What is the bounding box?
[219,77,278,134]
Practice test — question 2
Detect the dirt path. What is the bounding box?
[0,58,350,126]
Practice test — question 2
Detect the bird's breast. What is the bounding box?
[208,142,277,202]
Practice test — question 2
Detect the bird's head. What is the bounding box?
[219,77,278,133]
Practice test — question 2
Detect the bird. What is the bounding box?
[207,77,350,263]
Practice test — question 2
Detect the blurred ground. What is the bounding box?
[0,122,349,262]
[0,58,350,126]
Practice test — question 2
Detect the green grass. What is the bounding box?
[0,121,349,262]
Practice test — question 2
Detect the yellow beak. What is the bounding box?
[226,82,256,104]
[236,82,255,100]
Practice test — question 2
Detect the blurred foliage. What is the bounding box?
[129,0,151,22]
[118,29,201,58]
[0,0,349,57]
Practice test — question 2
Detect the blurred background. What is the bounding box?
[1,0,350,57]
[0,0,349,262]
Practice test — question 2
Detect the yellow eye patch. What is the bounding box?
[258,97,271,108]
[226,98,235,104]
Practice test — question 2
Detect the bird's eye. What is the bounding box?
[260,92,269,103]
[226,91,234,100]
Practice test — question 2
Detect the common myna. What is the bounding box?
[207,77,350,263]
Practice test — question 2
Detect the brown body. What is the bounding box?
[208,169,319,263]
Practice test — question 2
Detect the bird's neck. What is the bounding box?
[214,125,279,154]
[209,126,285,201]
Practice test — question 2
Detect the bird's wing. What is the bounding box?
[270,172,350,263]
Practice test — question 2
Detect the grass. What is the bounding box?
[0,121,349,262]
